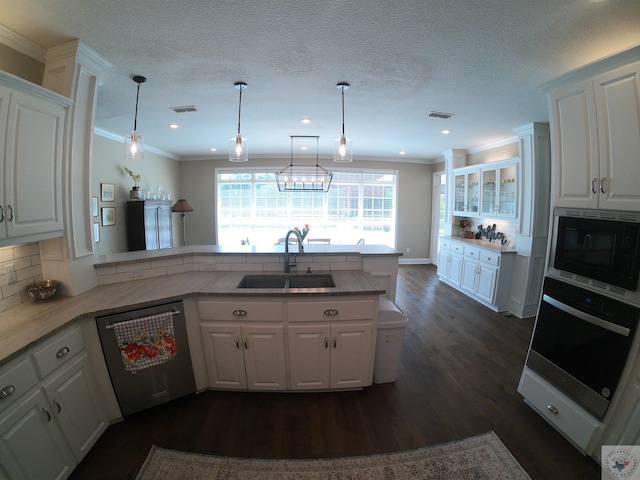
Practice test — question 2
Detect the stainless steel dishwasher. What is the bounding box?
[96,300,196,416]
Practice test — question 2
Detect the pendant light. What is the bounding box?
[124,75,146,160]
[276,136,333,192]
[333,82,353,162]
[229,81,248,162]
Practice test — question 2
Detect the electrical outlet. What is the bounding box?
[6,264,17,284]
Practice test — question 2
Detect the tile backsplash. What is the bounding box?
[0,243,43,313]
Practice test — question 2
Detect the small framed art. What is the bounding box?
[93,222,100,243]
[91,196,99,217]
[101,183,115,202]
[101,207,116,226]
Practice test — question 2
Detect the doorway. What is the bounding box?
[430,171,446,265]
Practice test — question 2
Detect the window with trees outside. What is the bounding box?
[216,169,397,248]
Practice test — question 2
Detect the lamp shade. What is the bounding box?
[171,199,195,213]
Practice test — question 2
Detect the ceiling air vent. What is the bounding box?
[428,111,454,119]
[170,105,197,113]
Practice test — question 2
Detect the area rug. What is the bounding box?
[135,431,531,479]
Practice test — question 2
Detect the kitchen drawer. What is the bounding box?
[31,325,85,379]
[518,368,599,452]
[439,239,451,251]
[288,299,375,322]
[199,300,285,321]
[479,251,500,266]
[0,357,38,413]
[450,242,464,255]
[464,247,480,259]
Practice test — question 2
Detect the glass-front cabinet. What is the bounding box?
[453,158,518,219]
[453,168,479,215]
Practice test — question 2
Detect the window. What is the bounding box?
[217,169,397,247]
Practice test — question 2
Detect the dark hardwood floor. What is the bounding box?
[70,265,601,480]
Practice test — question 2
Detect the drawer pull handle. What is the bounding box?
[244,338,249,350]
[0,385,16,398]
[7,205,12,222]
[236,338,241,350]
[600,177,606,194]
[233,310,247,317]
[0,206,4,223]
[324,309,339,316]
[43,408,51,422]
[592,178,597,194]
[56,347,70,358]
[547,404,558,415]
[324,337,329,349]
[333,337,337,349]
[54,399,62,413]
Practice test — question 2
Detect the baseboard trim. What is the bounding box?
[399,258,430,265]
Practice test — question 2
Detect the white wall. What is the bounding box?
[91,134,181,255]
[179,158,435,261]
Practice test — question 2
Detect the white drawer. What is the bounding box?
[288,299,375,322]
[464,247,480,259]
[440,239,451,251]
[0,357,38,412]
[450,242,464,254]
[518,369,599,452]
[199,300,285,321]
[31,325,85,379]
[480,251,500,266]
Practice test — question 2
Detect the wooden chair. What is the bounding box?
[307,238,331,245]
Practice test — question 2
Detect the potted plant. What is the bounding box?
[456,218,473,238]
[124,166,142,199]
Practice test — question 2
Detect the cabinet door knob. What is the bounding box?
[0,385,15,398]
[56,347,70,358]
[323,309,339,316]
[232,310,247,317]
[547,404,559,415]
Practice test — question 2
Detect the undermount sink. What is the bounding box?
[237,274,335,289]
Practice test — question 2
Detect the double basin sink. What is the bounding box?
[237,274,335,289]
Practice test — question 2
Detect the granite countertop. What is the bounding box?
[0,270,384,364]
[442,235,517,253]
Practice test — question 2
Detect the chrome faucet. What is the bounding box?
[284,229,304,273]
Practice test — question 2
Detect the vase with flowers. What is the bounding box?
[456,218,473,238]
[294,224,311,242]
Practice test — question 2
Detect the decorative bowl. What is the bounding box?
[26,280,60,301]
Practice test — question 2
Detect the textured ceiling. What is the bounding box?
[1,0,639,162]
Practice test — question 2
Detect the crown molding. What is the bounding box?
[0,24,46,62]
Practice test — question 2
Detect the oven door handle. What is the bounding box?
[542,294,631,337]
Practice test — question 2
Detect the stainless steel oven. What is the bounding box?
[526,277,639,420]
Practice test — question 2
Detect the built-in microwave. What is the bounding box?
[554,216,640,291]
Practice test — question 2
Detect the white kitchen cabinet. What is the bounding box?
[287,299,376,390]
[198,300,287,391]
[200,323,287,390]
[453,168,479,216]
[42,353,109,462]
[547,58,640,212]
[288,322,373,390]
[0,388,76,480]
[437,238,463,287]
[0,71,69,246]
[480,160,518,218]
[0,323,109,479]
[438,237,514,313]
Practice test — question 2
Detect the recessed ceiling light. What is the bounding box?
[301,118,311,124]
[442,129,451,135]
[210,147,217,152]
[399,151,406,155]
[169,123,179,129]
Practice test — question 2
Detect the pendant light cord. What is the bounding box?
[134,81,141,132]
[341,86,345,136]
[237,85,243,137]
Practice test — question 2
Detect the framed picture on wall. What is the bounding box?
[101,183,115,202]
[91,196,99,217]
[101,207,116,226]
[93,222,100,243]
